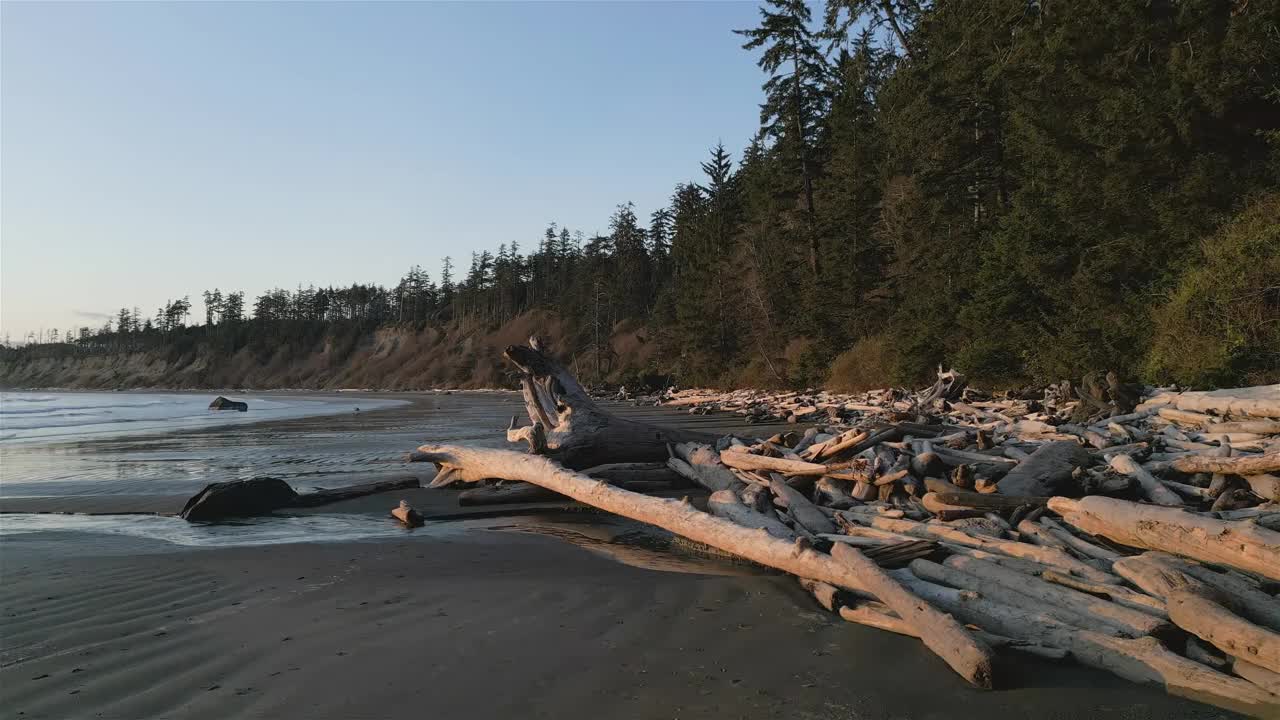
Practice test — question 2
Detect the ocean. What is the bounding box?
[0,391,397,443]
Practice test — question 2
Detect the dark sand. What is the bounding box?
[0,395,1233,719]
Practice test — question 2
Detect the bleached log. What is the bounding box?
[1213,421,1280,435]
[1168,592,1280,675]
[768,477,836,535]
[1245,474,1280,503]
[798,577,842,611]
[921,492,987,520]
[901,579,1280,718]
[836,599,918,636]
[1038,517,1121,561]
[819,534,903,548]
[1185,636,1230,670]
[803,429,869,462]
[1050,495,1280,581]
[719,451,829,476]
[850,514,1115,582]
[1145,553,1280,633]
[1140,386,1280,419]
[1108,453,1184,506]
[1158,407,1214,427]
[1234,657,1280,696]
[830,544,995,688]
[1016,519,1073,552]
[707,489,795,540]
[909,559,1124,635]
[942,555,1170,637]
[833,597,1066,659]
[1112,554,1220,600]
[412,443,992,673]
[668,443,739,492]
[1038,570,1168,617]
[1172,452,1280,476]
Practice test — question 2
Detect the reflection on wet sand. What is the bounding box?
[482,515,768,577]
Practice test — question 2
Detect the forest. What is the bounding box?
[4,0,1278,391]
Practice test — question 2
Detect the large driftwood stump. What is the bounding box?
[996,441,1089,497]
[503,338,717,469]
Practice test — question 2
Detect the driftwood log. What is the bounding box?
[900,579,1279,717]
[1168,592,1280,675]
[829,543,995,688]
[503,338,717,468]
[409,444,995,688]
[180,476,420,521]
[1171,452,1280,476]
[1050,495,1280,582]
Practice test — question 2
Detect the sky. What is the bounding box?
[0,1,767,341]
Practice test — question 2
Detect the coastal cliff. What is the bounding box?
[0,311,663,391]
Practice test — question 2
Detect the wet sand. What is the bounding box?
[0,394,1233,718]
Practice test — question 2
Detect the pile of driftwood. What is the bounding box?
[409,339,1280,716]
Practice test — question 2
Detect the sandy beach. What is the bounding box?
[0,395,1234,719]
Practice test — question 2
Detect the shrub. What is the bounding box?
[1145,193,1280,387]
[826,334,896,392]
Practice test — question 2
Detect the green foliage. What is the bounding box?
[20,0,1279,391]
[1145,193,1280,387]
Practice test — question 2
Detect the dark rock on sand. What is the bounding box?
[997,441,1090,496]
[179,477,299,521]
[209,396,248,412]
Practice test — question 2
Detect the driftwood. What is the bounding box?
[996,441,1090,496]
[391,500,424,527]
[708,489,795,540]
[668,443,740,492]
[1051,495,1280,582]
[504,339,717,468]
[416,347,1280,714]
[1108,453,1183,506]
[410,444,995,687]
[909,559,1126,636]
[847,514,1114,582]
[1139,385,1280,419]
[1038,569,1168,617]
[942,555,1169,638]
[181,476,420,521]
[720,451,828,476]
[901,579,1280,718]
[829,544,995,688]
[1172,452,1280,476]
[1234,657,1280,696]
[769,477,836,534]
[1168,592,1280,675]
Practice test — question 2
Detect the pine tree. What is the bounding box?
[737,0,830,277]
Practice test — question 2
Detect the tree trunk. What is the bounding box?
[1050,496,1280,582]
[899,579,1279,718]
[503,339,718,469]
[409,444,994,688]
[830,544,995,689]
[1167,592,1280,675]
[942,556,1170,638]
[1171,452,1280,476]
[1108,453,1184,506]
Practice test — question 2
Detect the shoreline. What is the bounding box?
[1,524,1223,719]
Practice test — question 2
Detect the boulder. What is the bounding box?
[209,396,248,412]
[996,440,1090,497]
[179,477,298,521]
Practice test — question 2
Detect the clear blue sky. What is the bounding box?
[1,1,767,340]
